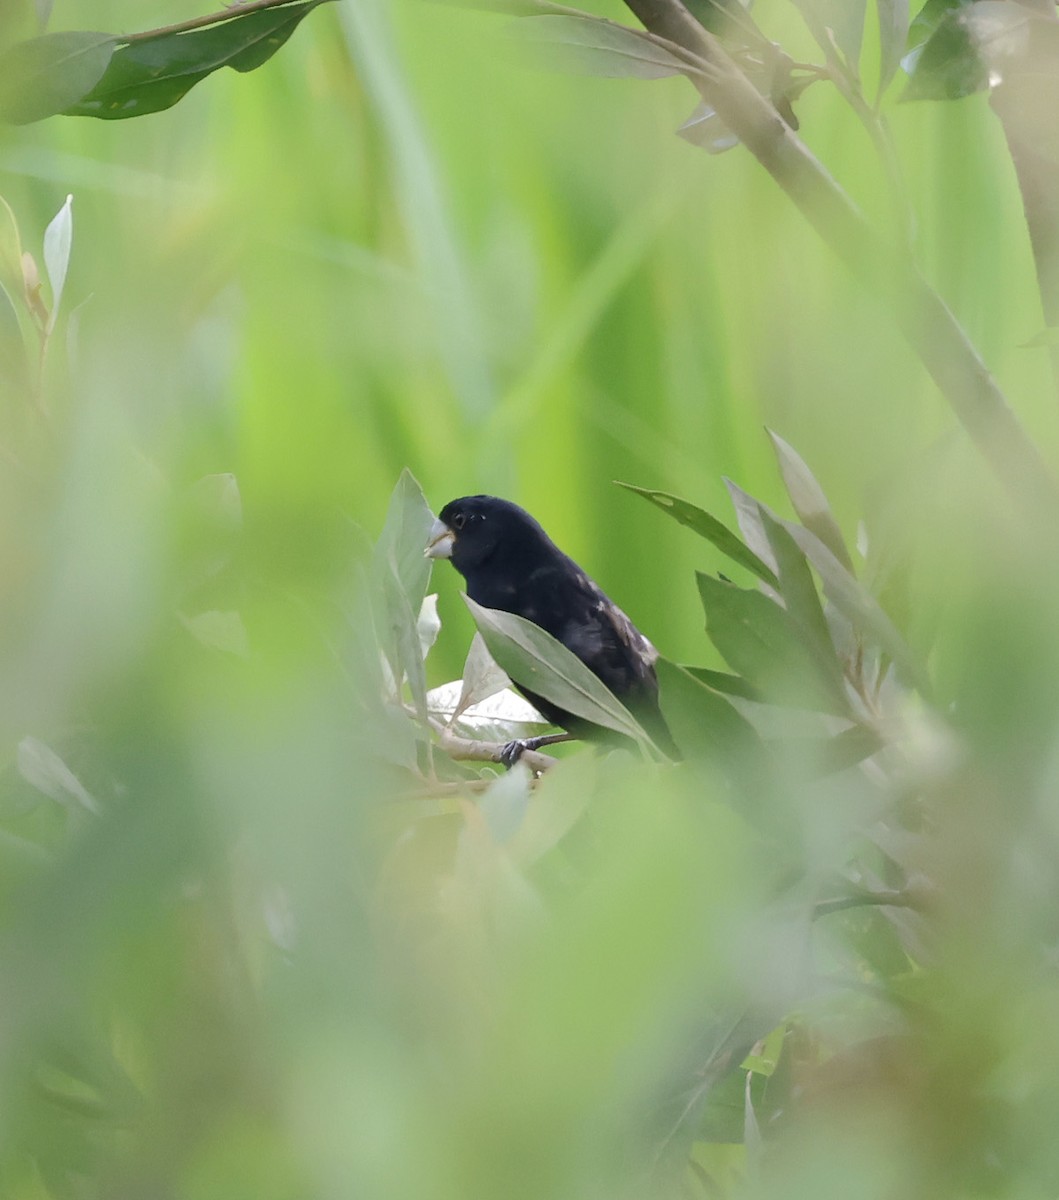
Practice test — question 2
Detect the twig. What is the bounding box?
[813,888,923,919]
[616,0,1059,517]
[425,715,560,773]
[119,0,336,44]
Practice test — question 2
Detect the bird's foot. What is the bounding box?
[498,732,575,770]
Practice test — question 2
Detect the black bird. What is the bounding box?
[425,495,679,764]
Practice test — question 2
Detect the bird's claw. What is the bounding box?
[499,739,529,770]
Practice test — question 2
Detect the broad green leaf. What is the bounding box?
[510,14,698,80]
[655,658,764,773]
[455,632,510,719]
[876,0,910,93]
[767,429,854,572]
[464,596,652,746]
[427,679,549,742]
[42,192,72,334]
[616,481,779,588]
[696,573,850,714]
[781,520,932,697]
[0,31,116,124]
[65,0,330,121]
[907,0,971,47]
[901,3,987,100]
[758,507,849,711]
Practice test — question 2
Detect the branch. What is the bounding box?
[119,0,335,44]
[430,719,560,773]
[617,0,1059,516]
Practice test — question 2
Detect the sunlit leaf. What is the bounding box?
[465,596,652,745]
[427,679,549,742]
[42,192,72,334]
[65,0,331,121]
[767,429,854,572]
[510,14,698,80]
[617,481,779,587]
[17,736,99,814]
[417,593,441,660]
[0,30,116,124]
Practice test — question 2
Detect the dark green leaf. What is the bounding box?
[781,521,932,697]
[696,573,850,714]
[655,658,764,774]
[876,0,910,93]
[616,481,779,588]
[0,31,115,124]
[511,14,697,81]
[767,429,854,572]
[907,0,970,48]
[65,0,330,121]
[680,665,764,703]
[901,4,987,100]
[465,597,652,746]
[758,507,849,712]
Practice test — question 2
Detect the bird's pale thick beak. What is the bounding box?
[424,517,455,559]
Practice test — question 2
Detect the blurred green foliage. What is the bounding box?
[3,0,1059,1197]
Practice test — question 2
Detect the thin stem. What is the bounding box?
[118,0,335,44]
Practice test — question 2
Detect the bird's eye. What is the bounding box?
[453,513,466,531]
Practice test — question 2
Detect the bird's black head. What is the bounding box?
[425,495,554,579]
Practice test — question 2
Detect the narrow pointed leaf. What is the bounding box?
[465,596,651,745]
[681,665,764,702]
[455,632,511,719]
[617,481,778,587]
[724,479,780,595]
[767,429,854,571]
[0,31,116,124]
[781,520,932,697]
[65,0,329,120]
[876,0,910,92]
[43,193,72,334]
[511,14,697,80]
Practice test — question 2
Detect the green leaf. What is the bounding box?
[696,573,850,714]
[42,192,72,334]
[758,507,849,711]
[65,0,330,121]
[680,665,763,703]
[655,658,764,773]
[0,280,28,395]
[876,0,910,93]
[375,467,435,617]
[780,521,932,698]
[907,0,970,48]
[901,4,988,101]
[510,14,698,80]
[0,31,116,124]
[723,479,780,590]
[789,0,866,68]
[616,481,779,588]
[464,596,652,746]
[767,429,854,572]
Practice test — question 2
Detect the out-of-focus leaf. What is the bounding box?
[17,736,99,814]
[427,679,549,742]
[0,30,115,124]
[179,609,249,658]
[696,573,850,714]
[1021,326,1059,349]
[901,1,1004,100]
[0,196,25,297]
[465,596,651,745]
[907,0,971,47]
[508,752,596,866]
[617,481,779,588]
[676,102,740,154]
[510,14,697,80]
[877,0,910,92]
[767,429,854,572]
[789,0,866,67]
[42,192,71,334]
[477,764,532,843]
[0,280,28,393]
[781,521,932,697]
[759,507,850,711]
[65,0,330,121]
[417,594,441,660]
